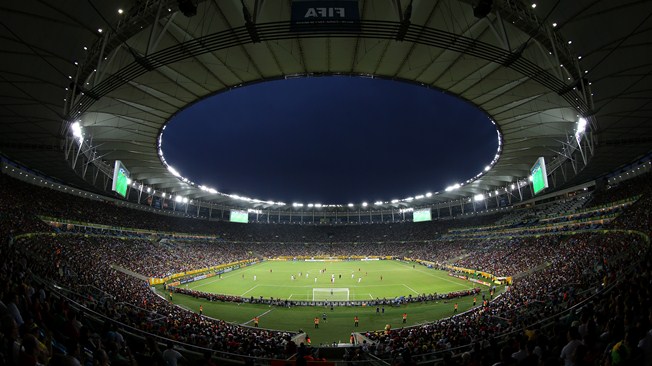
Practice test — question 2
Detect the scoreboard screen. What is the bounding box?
[230,210,249,223]
[531,157,549,195]
[112,160,129,198]
[413,208,432,222]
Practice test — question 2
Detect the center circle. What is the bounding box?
[161,76,498,204]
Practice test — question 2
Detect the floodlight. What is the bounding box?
[425,192,432,197]
[162,192,166,198]
[307,204,314,208]
[126,178,132,184]
[484,165,491,171]
[415,195,424,200]
[474,194,485,202]
[175,195,182,203]
[315,203,322,208]
[182,197,189,203]
[362,202,368,207]
[391,199,399,203]
[511,184,516,190]
[71,121,83,143]
[445,183,460,192]
[118,9,124,14]
[167,165,181,177]
[576,117,588,142]
[374,201,382,205]
[348,203,354,207]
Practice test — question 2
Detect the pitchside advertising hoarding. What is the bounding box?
[291,0,360,32]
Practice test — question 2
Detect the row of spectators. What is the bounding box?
[0,173,502,242]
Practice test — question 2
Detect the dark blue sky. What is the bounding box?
[162,76,498,204]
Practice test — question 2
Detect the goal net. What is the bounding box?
[312,288,350,301]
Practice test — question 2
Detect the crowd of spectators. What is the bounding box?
[364,231,649,364]
[1,168,651,365]
[0,173,503,243]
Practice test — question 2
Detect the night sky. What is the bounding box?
[162,76,498,204]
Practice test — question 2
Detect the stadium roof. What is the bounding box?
[1,0,651,212]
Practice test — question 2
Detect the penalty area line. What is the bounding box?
[241,284,259,296]
[241,308,274,326]
[403,284,420,294]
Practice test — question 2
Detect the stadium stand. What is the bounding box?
[0,168,650,365]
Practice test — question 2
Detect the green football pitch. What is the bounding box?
[160,260,496,344]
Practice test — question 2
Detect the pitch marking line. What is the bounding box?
[241,284,259,296]
[241,308,274,326]
[192,267,253,290]
[402,284,420,294]
[369,294,373,299]
[411,266,474,288]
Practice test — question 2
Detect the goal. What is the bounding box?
[312,288,350,301]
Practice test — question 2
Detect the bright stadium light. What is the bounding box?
[348,203,354,207]
[374,201,383,205]
[391,199,399,203]
[362,202,368,207]
[175,195,182,203]
[293,203,303,207]
[425,192,432,197]
[146,187,151,193]
[307,203,314,208]
[71,121,83,143]
[182,197,189,203]
[445,183,460,192]
[167,165,181,177]
[484,165,491,171]
[576,117,588,142]
[415,195,424,199]
[474,194,485,202]
[315,203,322,208]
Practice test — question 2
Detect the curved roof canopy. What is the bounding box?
[1,0,651,212]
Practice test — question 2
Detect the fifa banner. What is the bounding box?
[290,0,360,32]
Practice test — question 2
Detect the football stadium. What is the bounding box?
[1,1,652,365]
